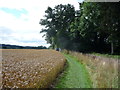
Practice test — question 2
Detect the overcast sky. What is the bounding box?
[0,0,83,47]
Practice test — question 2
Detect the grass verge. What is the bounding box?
[55,54,92,88]
[68,51,118,88]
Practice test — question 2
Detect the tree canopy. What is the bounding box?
[39,2,120,54]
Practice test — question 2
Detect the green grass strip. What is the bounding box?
[55,54,92,88]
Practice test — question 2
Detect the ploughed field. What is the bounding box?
[1,49,66,88]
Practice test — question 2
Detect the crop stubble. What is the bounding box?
[1,49,66,88]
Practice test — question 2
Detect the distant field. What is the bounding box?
[1,49,66,88]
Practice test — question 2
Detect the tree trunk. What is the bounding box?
[111,42,114,54]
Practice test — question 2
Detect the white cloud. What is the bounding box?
[0,0,83,47]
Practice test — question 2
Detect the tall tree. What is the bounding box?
[98,2,120,54]
[39,4,75,49]
[73,2,120,54]
[39,2,120,54]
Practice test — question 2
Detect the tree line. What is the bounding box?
[1,44,47,49]
[39,2,120,54]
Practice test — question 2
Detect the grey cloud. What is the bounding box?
[0,26,49,47]
[0,27,13,42]
[0,26,13,35]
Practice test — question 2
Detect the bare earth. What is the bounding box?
[1,49,66,88]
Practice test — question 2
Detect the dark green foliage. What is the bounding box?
[39,4,75,49]
[39,2,120,54]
